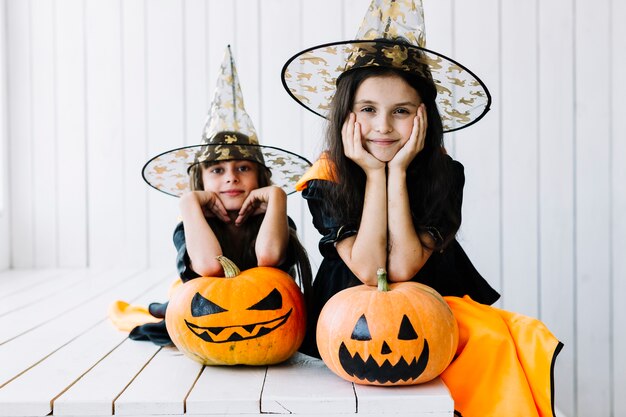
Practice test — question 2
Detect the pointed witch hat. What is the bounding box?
[142,45,311,197]
[281,0,491,133]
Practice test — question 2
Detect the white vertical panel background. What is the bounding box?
[85,0,124,267]
[452,0,502,297]
[343,0,367,37]
[1,1,625,416]
[145,0,184,268]
[575,0,612,416]
[538,0,576,414]
[183,0,209,148]
[207,0,235,101]
[7,0,34,267]
[299,0,351,272]
[56,0,88,267]
[234,0,260,137]
[501,0,539,317]
[612,1,626,415]
[121,0,149,268]
[259,0,303,235]
[0,0,9,270]
[31,0,58,267]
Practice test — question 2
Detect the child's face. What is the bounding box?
[201,160,260,211]
[351,74,422,162]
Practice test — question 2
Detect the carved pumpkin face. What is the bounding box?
[316,269,458,386]
[166,257,306,365]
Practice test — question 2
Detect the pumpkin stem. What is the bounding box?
[216,256,241,278]
[377,268,389,292]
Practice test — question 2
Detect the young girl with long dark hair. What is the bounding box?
[283,1,562,415]
[111,46,312,347]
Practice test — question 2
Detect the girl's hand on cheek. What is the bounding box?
[342,112,385,173]
[389,104,427,171]
[187,190,230,223]
[235,186,284,226]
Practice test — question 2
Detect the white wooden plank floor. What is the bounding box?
[0,269,454,417]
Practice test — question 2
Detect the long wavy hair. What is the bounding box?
[188,160,313,303]
[324,66,461,251]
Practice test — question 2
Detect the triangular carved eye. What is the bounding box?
[351,314,372,341]
[247,288,283,310]
[398,314,418,340]
[191,292,227,317]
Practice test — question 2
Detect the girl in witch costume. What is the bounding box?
[283,1,562,416]
[109,46,313,347]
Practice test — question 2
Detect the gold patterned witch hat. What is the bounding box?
[281,0,491,132]
[143,46,311,197]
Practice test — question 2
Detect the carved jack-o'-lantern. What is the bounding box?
[316,269,458,386]
[165,256,306,365]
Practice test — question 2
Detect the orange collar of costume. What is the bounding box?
[295,152,338,191]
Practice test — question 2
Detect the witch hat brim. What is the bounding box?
[281,0,491,133]
[142,143,312,197]
[281,39,491,133]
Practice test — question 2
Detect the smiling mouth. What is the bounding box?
[368,139,398,146]
[338,340,430,384]
[184,309,292,343]
[221,190,244,196]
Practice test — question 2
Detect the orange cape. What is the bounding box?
[442,296,562,417]
[108,278,183,332]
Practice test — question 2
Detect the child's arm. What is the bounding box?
[335,113,388,286]
[179,191,230,276]
[237,186,289,266]
[386,166,433,281]
[386,108,432,281]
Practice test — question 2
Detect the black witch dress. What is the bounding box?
[297,157,500,358]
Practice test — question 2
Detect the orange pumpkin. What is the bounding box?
[316,269,458,386]
[165,256,306,365]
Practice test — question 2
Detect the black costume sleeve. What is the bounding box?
[415,156,465,248]
[173,217,299,280]
[444,158,465,242]
[281,216,300,274]
[414,158,500,305]
[173,221,200,283]
[301,180,357,258]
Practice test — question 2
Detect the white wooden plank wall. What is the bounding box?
[1,1,625,416]
[0,0,8,270]
[611,2,626,417]
[538,0,576,413]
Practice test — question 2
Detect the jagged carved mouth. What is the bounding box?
[338,340,430,384]
[185,309,292,343]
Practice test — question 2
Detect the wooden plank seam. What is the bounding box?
[111,347,163,416]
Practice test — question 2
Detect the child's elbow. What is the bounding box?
[387,263,421,282]
[352,267,379,287]
[256,251,284,267]
[388,268,415,282]
[191,257,224,277]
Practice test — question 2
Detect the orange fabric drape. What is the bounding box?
[442,296,562,417]
[295,152,336,190]
[108,278,183,332]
